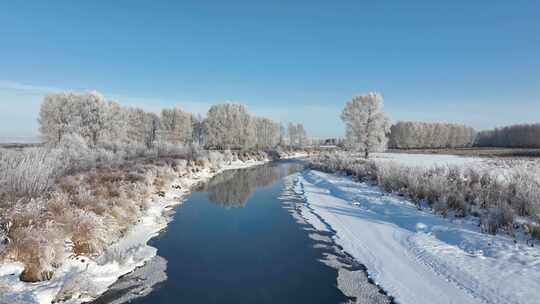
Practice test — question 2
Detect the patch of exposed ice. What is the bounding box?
[88,255,167,304]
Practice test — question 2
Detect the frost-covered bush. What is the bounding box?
[480,206,514,235]
[208,151,224,168]
[71,210,117,256]
[2,197,67,282]
[155,141,191,158]
[58,133,94,171]
[0,158,176,281]
[0,148,66,196]
[223,149,234,164]
[7,225,65,282]
[310,152,540,236]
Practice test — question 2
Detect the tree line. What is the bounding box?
[474,124,540,148]
[39,91,308,151]
[339,92,538,158]
[388,121,476,149]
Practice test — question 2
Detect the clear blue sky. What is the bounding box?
[1,0,539,138]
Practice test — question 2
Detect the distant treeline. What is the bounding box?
[475,124,540,148]
[388,122,476,149]
[388,121,540,149]
[39,91,308,151]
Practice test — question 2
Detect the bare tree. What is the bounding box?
[340,92,390,158]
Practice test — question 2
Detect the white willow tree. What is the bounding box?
[340,92,390,158]
[39,93,77,145]
[160,107,193,145]
[388,121,476,149]
[287,123,297,148]
[296,123,308,147]
[39,91,124,147]
[125,108,161,148]
[287,122,308,148]
[253,117,280,149]
[279,123,287,146]
[74,91,110,147]
[145,112,161,148]
[203,103,255,150]
[191,113,205,146]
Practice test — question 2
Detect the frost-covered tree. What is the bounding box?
[388,121,476,149]
[104,101,129,145]
[279,123,287,146]
[203,103,255,150]
[73,91,110,147]
[253,117,280,149]
[145,112,160,148]
[125,108,160,148]
[39,91,123,147]
[296,123,308,147]
[287,123,308,148]
[340,92,390,158]
[160,107,193,145]
[126,108,147,144]
[287,123,297,148]
[191,113,205,146]
[39,93,78,145]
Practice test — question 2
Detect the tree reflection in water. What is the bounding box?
[203,161,305,208]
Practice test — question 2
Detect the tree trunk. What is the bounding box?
[364,148,369,159]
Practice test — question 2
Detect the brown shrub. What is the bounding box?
[7,225,65,282]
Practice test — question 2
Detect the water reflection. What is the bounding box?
[202,161,305,208]
[95,159,350,304]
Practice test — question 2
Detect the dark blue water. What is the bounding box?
[97,161,349,304]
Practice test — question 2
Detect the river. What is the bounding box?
[92,160,388,304]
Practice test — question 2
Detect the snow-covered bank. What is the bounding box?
[0,157,275,304]
[285,170,540,304]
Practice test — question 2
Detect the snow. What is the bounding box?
[286,169,540,304]
[91,255,168,304]
[0,157,276,304]
[372,152,481,167]
[0,136,42,144]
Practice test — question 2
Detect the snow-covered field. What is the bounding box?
[371,152,482,167]
[0,136,42,144]
[0,158,270,304]
[285,170,540,304]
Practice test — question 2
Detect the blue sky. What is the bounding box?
[1,1,539,138]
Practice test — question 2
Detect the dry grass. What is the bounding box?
[0,156,186,282]
[0,146,271,282]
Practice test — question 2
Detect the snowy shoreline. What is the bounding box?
[0,154,306,304]
[280,176,391,304]
[286,169,540,304]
